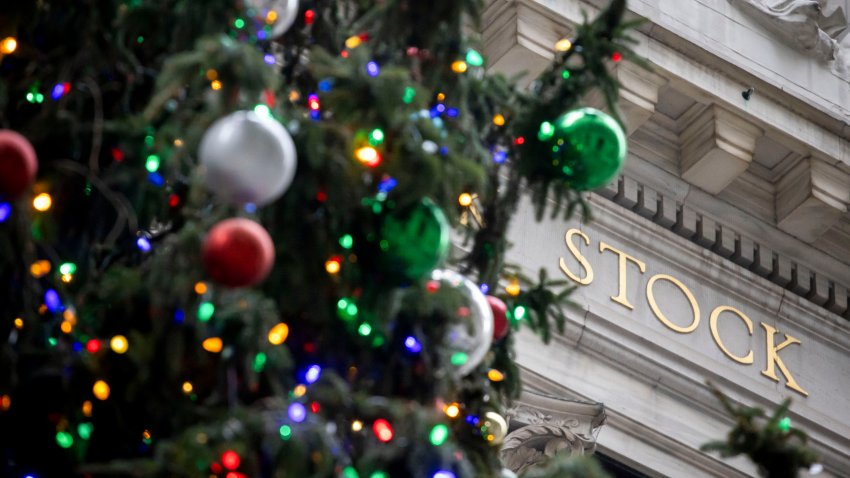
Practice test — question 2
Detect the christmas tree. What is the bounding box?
[0,1,639,476]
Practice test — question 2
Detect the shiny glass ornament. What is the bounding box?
[379,198,449,282]
[199,111,297,206]
[245,0,299,38]
[202,218,275,288]
[542,107,626,191]
[483,411,508,445]
[0,130,38,199]
[428,269,494,376]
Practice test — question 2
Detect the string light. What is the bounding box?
[355,146,381,167]
[288,402,307,423]
[358,323,372,336]
[506,278,521,296]
[369,128,385,146]
[444,403,461,418]
[266,10,278,23]
[458,193,473,207]
[268,323,289,345]
[611,51,623,62]
[433,471,455,478]
[136,236,152,253]
[538,121,555,141]
[0,202,10,223]
[30,260,50,278]
[372,419,394,442]
[555,38,573,51]
[487,369,505,382]
[451,61,468,73]
[197,302,215,322]
[308,94,320,111]
[293,384,307,397]
[279,424,292,440]
[404,336,422,353]
[429,424,449,446]
[194,282,208,294]
[403,86,416,104]
[345,36,362,49]
[562,70,571,79]
[465,49,484,67]
[370,472,389,478]
[339,234,354,249]
[304,365,322,384]
[56,431,74,449]
[110,335,129,354]
[86,339,102,354]
[325,256,342,274]
[513,305,527,320]
[778,417,791,432]
[202,337,223,353]
[82,400,93,417]
[182,381,193,394]
[253,352,267,372]
[492,114,506,126]
[1,395,10,411]
[233,18,245,29]
[343,467,359,478]
[221,450,241,470]
[206,69,218,81]
[77,423,93,440]
[0,37,17,54]
[366,61,380,77]
[33,193,52,211]
[60,321,73,334]
[44,289,61,313]
[14,318,23,329]
[92,380,110,400]
[351,420,363,432]
[211,80,222,91]
[450,352,468,366]
[304,9,315,24]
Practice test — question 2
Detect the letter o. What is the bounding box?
[646,274,700,334]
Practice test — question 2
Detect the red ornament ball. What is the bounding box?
[487,295,509,341]
[202,218,275,288]
[0,130,38,199]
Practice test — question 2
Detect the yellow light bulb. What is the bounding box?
[61,273,73,283]
[437,93,446,102]
[345,36,362,49]
[1,37,17,54]
[451,61,468,73]
[555,38,573,52]
[110,335,129,354]
[325,258,341,275]
[14,318,23,329]
[30,260,51,278]
[210,80,222,91]
[488,369,505,382]
[205,69,218,81]
[33,193,52,212]
[293,384,307,397]
[1,395,10,411]
[63,309,77,324]
[194,282,208,295]
[493,114,506,126]
[202,337,223,353]
[266,10,279,24]
[458,193,473,207]
[445,403,461,418]
[268,323,289,345]
[173,138,184,148]
[355,146,381,167]
[182,381,193,394]
[93,380,110,401]
[61,321,73,334]
[351,420,363,432]
[506,278,521,297]
[82,400,93,417]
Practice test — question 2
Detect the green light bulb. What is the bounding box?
[429,424,449,446]
[279,424,292,440]
[466,49,485,67]
[145,154,160,173]
[197,302,215,322]
[56,431,74,448]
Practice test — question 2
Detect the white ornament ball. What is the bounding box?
[199,111,297,206]
[501,469,518,478]
[428,269,494,376]
[246,0,300,38]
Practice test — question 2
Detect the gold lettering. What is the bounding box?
[760,323,808,397]
[599,242,646,309]
[709,306,754,364]
[560,229,594,285]
[646,274,700,333]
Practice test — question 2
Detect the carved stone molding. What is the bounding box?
[500,391,606,474]
[586,62,668,135]
[680,106,763,195]
[777,157,850,243]
[596,173,850,318]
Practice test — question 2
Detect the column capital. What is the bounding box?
[500,392,606,474]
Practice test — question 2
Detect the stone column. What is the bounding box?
[500,391,606,475]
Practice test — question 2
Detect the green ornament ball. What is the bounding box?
[539,107,627,191]
[378,197,449,282]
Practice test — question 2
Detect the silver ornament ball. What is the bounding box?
[246,0,300,38]
[429,269,494,376]
[199,111,297,206]
[484,411,508,446]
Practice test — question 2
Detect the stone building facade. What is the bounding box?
[484,0,850,476]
